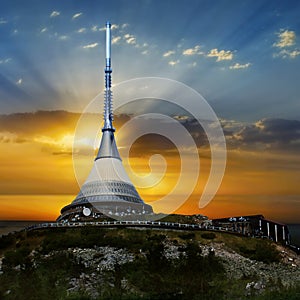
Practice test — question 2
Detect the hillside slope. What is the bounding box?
[0,226,300,299]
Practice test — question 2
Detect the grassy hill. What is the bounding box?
[0,226,300,299]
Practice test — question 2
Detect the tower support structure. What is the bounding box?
[57,22,153,221]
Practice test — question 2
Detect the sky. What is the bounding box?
[0,0,299,223]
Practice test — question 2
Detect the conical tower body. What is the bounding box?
[57,22,153,221]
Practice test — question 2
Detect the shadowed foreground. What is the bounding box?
[0,227,300,299]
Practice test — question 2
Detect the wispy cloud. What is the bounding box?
[100,24,119,31]
[169,60,180,66]
[124,33,136,45]
[189,62,197,68]
[229,62,251,70]
[182,45,203,56]
[276,49,300,59]
[77,28,86,33]
[0,18,7,24]
[111,24,119,30]
[58,35,69,41]
[40,27,47,33]
[0,58,11,64]
[83,42,98,49]
[16,78,22,85]
[273,29,296,48]
[72,13,82,20]
[50,11,60,18]
[163,50,175,57]
[91,25,98,32]
[112,36,121,44]
[207,48,233,61]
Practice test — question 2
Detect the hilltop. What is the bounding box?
[0,225,300,300]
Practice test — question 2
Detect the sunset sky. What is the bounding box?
[0,0,299,223]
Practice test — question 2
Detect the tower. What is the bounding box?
[57,22,153,221]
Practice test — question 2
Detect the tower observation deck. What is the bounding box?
[57,22,153,221]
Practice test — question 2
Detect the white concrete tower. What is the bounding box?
[58,22,153,221]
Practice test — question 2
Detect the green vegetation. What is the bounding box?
[0,226,297,299]
[201,232,216,240]
[238,240,281,263]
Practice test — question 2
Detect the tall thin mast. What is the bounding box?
[103,21,114,131]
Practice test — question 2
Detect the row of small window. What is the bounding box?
[74,195,141,204]
[80,188,139,197]
[85,181,134,191]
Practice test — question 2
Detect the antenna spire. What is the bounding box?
[103,21,114,131]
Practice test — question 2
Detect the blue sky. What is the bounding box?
[0,0,300,121]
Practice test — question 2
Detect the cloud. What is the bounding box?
[100,24,119,31]
[276,49,300,59]
[0,58,11,64]
[72,13,82,20]
[168,60,180,66]
[0,111,298,156]
[182,45,203,56]
[141,50,148,55]
[0,131,19,143]
[0,18,7,24]
[16,78,22,85]
[207,48,233,61]
[112,36,121,44]
[273,29,296,48]
[50,11,60,18]
[96,23,127,32]
[82,42,98,49]
[40,27,47,33]
[273,29,300,59]
[229,62,251,70]
[77,28,86,33]
[111,24,119,30]
[91,25,98,32]
[163,50,175,57]
[124,33,136,44]
[58,35,69,41]
[189,62,197,68]
[230,118,300,152]
[135,42,148,49]
[0,111,79,136]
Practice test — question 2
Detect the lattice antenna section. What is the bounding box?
[103,21,114,132]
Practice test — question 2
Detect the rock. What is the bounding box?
[254,281,265,290]
[14,265,21,271]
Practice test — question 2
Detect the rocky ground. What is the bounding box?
[205,242,300,296]
[0,228,300,299]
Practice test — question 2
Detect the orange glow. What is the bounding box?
[0,112,299,223]
[0,195,74,221]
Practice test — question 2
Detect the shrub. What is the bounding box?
[201,232,216,240]
[179,233,195,240]
[252,242,280,263]
[0,234,15,249]
[3,247,31,267]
